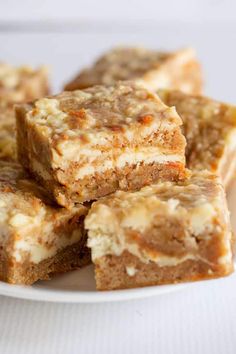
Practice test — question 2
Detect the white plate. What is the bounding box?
[0,264,186,303]
[0,180,235,304]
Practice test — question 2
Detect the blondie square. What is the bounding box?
[159,89,236,187]
[0,63,49,106]
[0,161,90,285]
[0,108,16,161]
[16,81,187,207]
[85,172,233,290]
[64,47,202,95]
[0,63,49,161]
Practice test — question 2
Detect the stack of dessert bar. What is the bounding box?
[0,47,235,290]
[0,64,89,284]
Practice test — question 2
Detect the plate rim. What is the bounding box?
[0,280,187,303]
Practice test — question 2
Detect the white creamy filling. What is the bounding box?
[55,119,177,158]
[86,196,232,268]
[13,228,83,264]
[126,266,137,276]
[74,152,183,179]
[88,230,197,267]
[190,204,216,235]
[88,228,232,269]
[121,201,216,237]
[121,204,156,233]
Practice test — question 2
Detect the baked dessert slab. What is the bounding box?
[64,47,202,95]
[0,63,49,161]
[0,161,90,285]
[85,172,233,290]
[16,81,187,207]
[0,63,49,106]
[0,108,16,161]
[158,89,236,187]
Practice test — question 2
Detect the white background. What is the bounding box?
[1,1,236,353]
[0,0,236,22]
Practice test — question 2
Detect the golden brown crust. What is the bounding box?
[64,47,202,94]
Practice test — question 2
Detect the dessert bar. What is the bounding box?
[0,63,49,105]
[0,108,16,160]
[0,63,49,161]
[159,89,236,187]
[16,81,187,207]
[0,161,90,285]
[85,172,233,290]
[64,47,202,94]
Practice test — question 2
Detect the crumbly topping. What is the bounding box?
[158,89,236,174]
[25,81,182,150]
[87,171,222,218]
[0,63,48,89]
[0,64,48,107]
[65,47,195,89]
[0,63,35,89]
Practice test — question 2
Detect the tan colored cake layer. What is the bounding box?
[16,81,187,207]
[31,161,187,207]
[85,171,233,290]
[0,161,89,285]
[94,252,233,291]
[64,47,202,95]
[158,89,236,187]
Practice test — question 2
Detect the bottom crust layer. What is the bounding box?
[0,242,91,285]
[94,251,233,291]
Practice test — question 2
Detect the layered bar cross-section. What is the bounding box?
[0,161,90,285]
[16,81,187,207]
[85,172,233,290]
